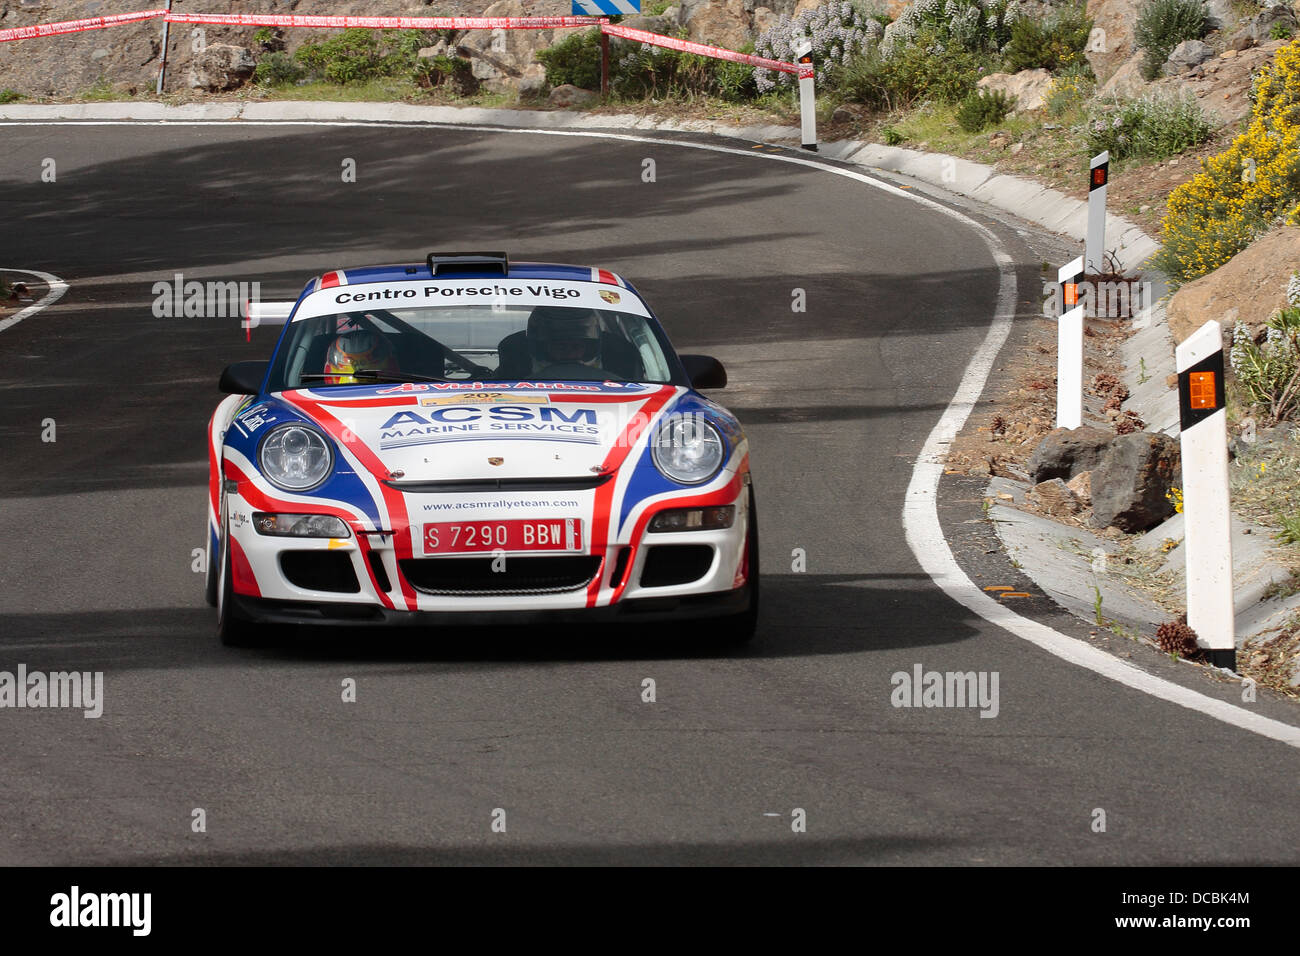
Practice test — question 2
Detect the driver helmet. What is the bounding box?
[527,307,601,367]
[324,324,398,385]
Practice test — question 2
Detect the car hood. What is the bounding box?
[277,383,684,482]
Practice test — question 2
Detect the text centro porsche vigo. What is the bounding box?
[205,253,757,646]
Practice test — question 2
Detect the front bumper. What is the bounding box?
[222,477,751,623]
[229,583,751,628]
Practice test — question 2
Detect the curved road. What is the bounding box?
[0,122,1296,864]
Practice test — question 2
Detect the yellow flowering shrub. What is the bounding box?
[1155,38,1300,285]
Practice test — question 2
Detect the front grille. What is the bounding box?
[280,551,361,594]
[384,475,610,493]
[398,555,601,595]
[639,545,715,588]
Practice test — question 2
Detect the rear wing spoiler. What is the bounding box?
[242,300,295,340]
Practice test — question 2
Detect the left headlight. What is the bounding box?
[259,423,333,491]
[652,415,725,484]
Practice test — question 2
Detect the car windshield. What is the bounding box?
[267,303,680,390]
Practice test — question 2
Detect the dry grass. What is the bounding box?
[1240,616,1300,698]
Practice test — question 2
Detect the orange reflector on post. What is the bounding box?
[1092,167,1107,186]
[1189,371,1217,409]
[1064,283,1078,306]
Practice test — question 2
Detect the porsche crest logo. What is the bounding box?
[599,290,621,305]
[488,457,504,467]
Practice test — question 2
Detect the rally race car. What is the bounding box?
[206,253,757,646]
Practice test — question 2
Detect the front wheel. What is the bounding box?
[217,525,267,648]
[709,485,759,645]
[204,526,218,607]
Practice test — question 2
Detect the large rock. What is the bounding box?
[753,5,780,35]
[1027,478,1084,517]
[1164,39,1215,74]
[977,68,1053,112]
[1239,5,1298,45]
[1150,38,1287,126]
[1098,52,1148,98]
[681,0,752,50]
[621,14,677,35]
[187,44,255,91]
[417,40,450,60]
[1091,432,1181,532]
[458,0,561,93]
[1204,0,1239,30]
[548,83,598,107]
[1028,426,1116,483]
[1166,225,1300,347]
[1085,0,1141,84]
[518,63,548,96]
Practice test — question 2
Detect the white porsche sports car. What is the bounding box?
[206,253,756,645]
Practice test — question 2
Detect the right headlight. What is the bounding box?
[652,415,725,484]
[259,423,333,492]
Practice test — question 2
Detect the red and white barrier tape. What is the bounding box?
[600,22,811,79]
[0,9,166,44]
[164,13,608,30]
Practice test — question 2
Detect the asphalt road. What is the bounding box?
[0,122,1297,865]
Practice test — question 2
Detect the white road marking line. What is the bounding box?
[9,117,1298,746]
[0,267,68,333]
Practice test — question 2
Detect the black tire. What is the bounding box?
[204,528,218,608]
[217,527,267,648]
[710,485,759,645]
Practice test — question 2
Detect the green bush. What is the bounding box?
[294,29,437,84]
[1135,0,1208,80]
[839,45,895,110]
[0,88,23,104]
[253,27,285,52]
[538,28,757,101]
[1001,4,1092,73]
[956,88,1015,131]
[882,124,905,145]
[536,27,604,90]
[614,42,757,100]
[415,54,475,93]
[1230,306,1300,422]
[843,29,982,110]
[890,31,983,104]
[1084,91,1213,161]
[1271,21,1294,42]
[1044,62,1095,117]
[254,51,305,86]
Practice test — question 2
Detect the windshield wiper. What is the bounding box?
[298,370,447,384]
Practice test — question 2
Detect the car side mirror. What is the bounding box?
[680,354,727,389]
[219,361,268,395]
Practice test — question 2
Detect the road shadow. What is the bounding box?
[0,572,984,671]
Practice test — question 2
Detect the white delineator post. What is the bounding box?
[1056,256,1085,429]
[793,40,816,151]
[1086,150,1109,275]
[1176,320,1236,670]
